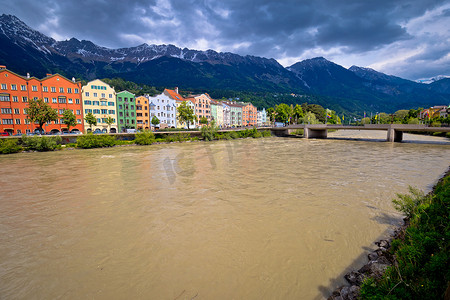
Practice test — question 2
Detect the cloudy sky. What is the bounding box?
[3,0,450,80]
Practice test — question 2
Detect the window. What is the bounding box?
[1,108,12,114]
[97,118,101,123]
[11,84,17,91]
[131,112,134,117]
[54,119,58,124]
[85,109,92,114]
[100,101,107,106]
[51,87,56,93]
[59,87,64,93]
[21,85,26,91]
[24,119,30,124]
[157,106,160,110]
[85,92,89,97]
[58,109,63,114]
[32,85,38,92]
[14,108,19,114]
[33,97,38,100]
[119,105,123,109]
[77,119,81,124]
[108,110,115,114]
[109,94,112,98]
[58,97,66,104]
[68,98,73,104]
[74,88,79,93]
[2,118,13,124]
[23,108,28,114]
[22,96,28,102]
[75,99,80,104]
[67,88,72,93]
[52,98,57,103]
[131,105,134,110]
[43,86,48,92]
[108,102,114,106]
[44,97,49,103]
[76,110,81,115]
[84,100,92,105]
[101,109,107,114]
[93,109,100,114]
[1,84,7,90]
[93,101,99,106]
[93,93,97,97]
[101,93,105,98]
[0,95,10,102]
[12,96,18,102]
[120,119,124,124]
[119,112,123,117]
[17,129,21,134]
[118,97,122,102]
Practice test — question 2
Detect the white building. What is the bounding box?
[257,108,268,126]
[147,92,177,128]
[221,102,231,127]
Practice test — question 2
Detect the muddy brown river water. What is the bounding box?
[0,131,449,299]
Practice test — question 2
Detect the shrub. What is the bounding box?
[134,131,155,145]
[229,131,239,139]
[261,130,272,137]
[392,186,428,218]
[21,135,62,151]
[0,138,22,154]
[76,134,116,148]
[201,122,218,141]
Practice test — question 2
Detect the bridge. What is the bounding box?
[269,124,450,142]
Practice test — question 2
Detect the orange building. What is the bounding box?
[0,66,84,135]
[190,93,212,123]
[242,102,257,126]
[136,95,150,130]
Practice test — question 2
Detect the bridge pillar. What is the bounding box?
[304,127,327,139]
[387,127,403,142]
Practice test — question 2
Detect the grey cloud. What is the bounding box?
[1,0,449,79]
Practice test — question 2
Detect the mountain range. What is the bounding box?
[0,14,449,113]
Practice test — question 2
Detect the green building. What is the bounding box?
[116,91,136,132]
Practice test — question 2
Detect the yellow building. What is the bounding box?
[82,79,117,133]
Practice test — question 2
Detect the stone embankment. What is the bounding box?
[327,232,404,300]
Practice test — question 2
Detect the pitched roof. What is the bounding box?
[164,89,184,101]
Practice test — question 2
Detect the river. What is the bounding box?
[0,131,449,299]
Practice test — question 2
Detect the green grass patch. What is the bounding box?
[359,174,450,299]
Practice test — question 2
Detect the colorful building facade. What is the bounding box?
[242,102,257,126]
[147,92,177,128]
[210,99,224,127]
[191,94,212,123]
[81,79,117,133]
[136,96,150,130]
[0,66,84,135]
[116,90,136,132]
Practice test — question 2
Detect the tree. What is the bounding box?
[293,104,304,124]
[199,116,208,125]
[105,116,115,133]
[27,98,58,134]
[275,103,292,123]
[266,107,275,124]
[84,112,97,131]
[62,109,77,132]
[177,101,196,129]
[151,116,160,129]
[303,111,319,124]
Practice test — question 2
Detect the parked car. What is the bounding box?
[93,129,102,134]
[0,132,9,136]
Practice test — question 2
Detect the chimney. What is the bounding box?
[72,77,75,82]
[0,65,6,70]
[175,87,179,94]
[46,73,52,77]
[27,73,30,79]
